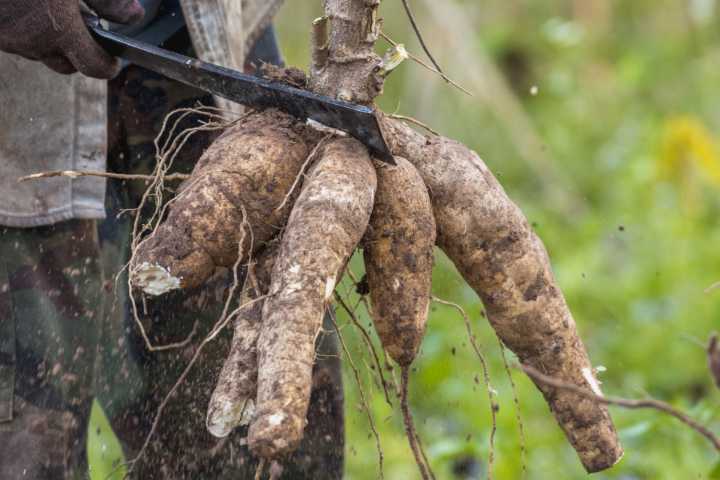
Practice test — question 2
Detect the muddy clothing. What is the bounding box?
[0,220,102,479]
[0,23,345,480]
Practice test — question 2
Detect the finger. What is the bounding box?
[0,46,37,59]
[62,34,120,79]
[41,55,78,75]
[84,0,145,24]
[60,8,121,79]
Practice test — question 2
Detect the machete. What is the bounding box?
[85,8,395,164]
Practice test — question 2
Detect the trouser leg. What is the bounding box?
[0,220,102,480]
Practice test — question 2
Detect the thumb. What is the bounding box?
[84,0,145,24]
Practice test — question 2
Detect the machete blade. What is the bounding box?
[86,15,395,164]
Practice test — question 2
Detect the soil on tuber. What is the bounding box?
[131,110,322,295]
[248,138,376,459]
[363,157,435,367]
[206,240,278,438]
[363,157,437,478]
[384,118,624,472]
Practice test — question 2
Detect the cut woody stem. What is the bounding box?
[310,0,384,105]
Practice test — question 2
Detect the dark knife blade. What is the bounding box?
[86,15,395,164]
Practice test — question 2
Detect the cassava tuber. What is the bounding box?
[131,109,321,296]
[248,138,376,459]
[363,157,436,366]
[362,157,437,479]
[385,118,623,473]
[206,240,278,438]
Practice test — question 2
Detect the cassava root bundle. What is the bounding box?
[127,0,622,475]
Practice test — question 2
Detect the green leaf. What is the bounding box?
[708,460,720,479]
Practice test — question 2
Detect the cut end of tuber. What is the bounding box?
[250,411,304,458]
[132,262,182,296]
[581,367,603,396]
[206,398,255,438]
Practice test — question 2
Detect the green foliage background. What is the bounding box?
[90,1,720,478]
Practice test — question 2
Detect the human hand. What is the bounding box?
[0,0,145,78]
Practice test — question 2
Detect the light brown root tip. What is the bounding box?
[522,364,720,455]
[206,398,252,438]
[400,366,435,480]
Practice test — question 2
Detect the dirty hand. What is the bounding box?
[0,0,145,78]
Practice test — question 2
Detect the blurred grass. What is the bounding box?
[88,401,126,480]
[90,1,720,478]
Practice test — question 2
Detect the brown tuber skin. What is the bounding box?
[131,110,321,295]
[206,241,278,438]
[248,138,376,459]
[363,157,437,479]
[385,118,624,473]
[363,157,436,366]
